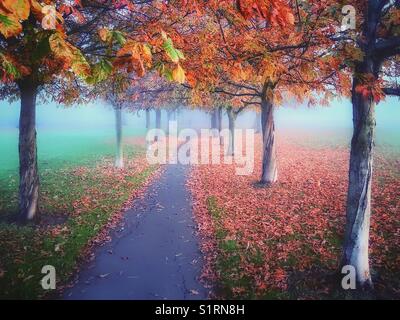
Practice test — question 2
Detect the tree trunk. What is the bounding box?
[210,110,216,130]
[227,108,236,156]
[156,109,161,129]
[145,108,150,130]
[254,111,261,133]
[342,63,376,290]
[155,109,161,142]
[18,79,39,222]
[211,109,219,137]
[115,108,124,168]
[167,110,171,135]
[218,107,223,145]
[260,95,278,184]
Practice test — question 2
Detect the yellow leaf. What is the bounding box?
[98,28,112,42]
[172,64,185,84]
[1,0,30,20]
[0,10,22,38]
[49,32,91,80]
[49,32,72,60]
[114,41,152,77]
[29,0,43,17]
[141,44,152,63]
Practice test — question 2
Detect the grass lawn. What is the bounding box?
[0,127,157,299]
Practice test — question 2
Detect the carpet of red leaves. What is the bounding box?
[188,132,400,299]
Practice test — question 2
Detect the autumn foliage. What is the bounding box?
[189,133,400,298]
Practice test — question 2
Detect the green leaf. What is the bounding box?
[71,48,91,79]
[2,0,30,21]
[112,31,126,46]
[155,62,173,81]
[175,48,185,60]
[87,59,113,84]
[161,32,184,63]
[164,68,173,81]
[0,52,21,78]
[162,37,179,63]
[0,13,22,38]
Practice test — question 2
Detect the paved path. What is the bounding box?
[63,164,208,300]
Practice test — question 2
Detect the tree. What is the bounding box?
[114,105,124,168]
[143,107,151,130]
[0,0,110,221]
[101,75,130,169]
[226,105,246,156]
[180,0,346,184]
[0,0,186,221]
[254,109,261,133]
[338,0,400,290]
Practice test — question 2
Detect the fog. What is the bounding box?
[0,96,399,146]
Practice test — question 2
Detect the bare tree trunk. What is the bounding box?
[217,107,222,130]
[156,109,161,129]
[155,109,161,142]
[167,110,172,135]
[217,106,223,144]
[115,108,124,168]
[18,79,39,222]
[227,108,236,156]
[342,62,377,291]
[260,94,277,184]
[254,111,261,133]
[340,0,387,291]
[210,110,216,130]
[211,109,219,137]
[145,108,150,130]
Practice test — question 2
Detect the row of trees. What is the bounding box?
[1,0,400,291]
[0,0,187,219]
[178,0,400,290]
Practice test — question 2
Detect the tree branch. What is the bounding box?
[375,36,400,58]
[383,87,400,96]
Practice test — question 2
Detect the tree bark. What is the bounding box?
[260,94,277,184]
[210,110,216,130]
[156,109,161,129]
[342,62,377,290]
[217,107,222,130]
[18,79,39,222]
[217,106,223,144]
[115,108,124,168]
[341,1,386,291]
[167,110,172,135]
[145,108,150,130]
[254,111,261,133]
[155,109,161,142]
[227,107,236,156]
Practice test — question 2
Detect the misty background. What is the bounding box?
[1,97,399,131]
[1,96,399,174]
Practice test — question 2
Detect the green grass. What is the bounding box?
[0,127,145,217]
[0,127,156,299]
[0,127,146,176]
[0,165,156,299]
